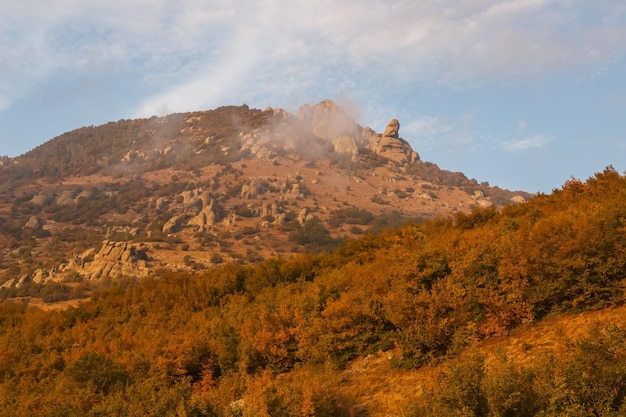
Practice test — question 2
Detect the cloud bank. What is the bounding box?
[2,0,626,117]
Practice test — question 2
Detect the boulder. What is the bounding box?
[15,274,32,288]
[24,216,45,229]
[0,278,15,289]
[476,199,493,208]
[76,190,94,201]
[376,135,415,164]
[274,213,287,226]
[162,216,182,234]
[56,190,76,205]
[297,208,312,224]
[32,269,49,284]
[30,193,53,206]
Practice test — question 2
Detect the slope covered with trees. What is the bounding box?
[1,168,626,416]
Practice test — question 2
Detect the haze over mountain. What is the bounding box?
[0,100,531,288]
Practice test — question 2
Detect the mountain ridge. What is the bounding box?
[0,100,532,288]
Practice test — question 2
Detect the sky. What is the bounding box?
[1,0,625,193]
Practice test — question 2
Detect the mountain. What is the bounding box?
[0,100,531,288]
[1,166,626,416]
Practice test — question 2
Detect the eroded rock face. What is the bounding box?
[12,240,151,286]
[56,190,76,205]
[332,135,359,157]
[78,240,150,280]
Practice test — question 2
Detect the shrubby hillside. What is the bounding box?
[1,167,626,416]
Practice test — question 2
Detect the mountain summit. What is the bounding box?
[0,100,530,287]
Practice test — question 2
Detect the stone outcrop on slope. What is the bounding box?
[368,119,420,164]
[73,240,150,280]
[298,100,360,159]
[239,100,421,165]
[1,240,151,288]
[188,198,223,229]
[162,216,183,234]
[297,101,420,164]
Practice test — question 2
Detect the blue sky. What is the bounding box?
[1,0,625,193]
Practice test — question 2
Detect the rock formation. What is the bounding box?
[56,190,76,205]
[162,216,183,234]
[297,207,312,224]
[238,100,422,165]
[1,240,152,287]
[383,119,400,138]
[188,198,223,230]
[297,100,360,159]
[30,193,53,206]
[77,240,150,280]
[370,119,420,164]
[24,216,45,229]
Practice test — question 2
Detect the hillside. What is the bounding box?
[1,167,626,416]
[0,100,530,291]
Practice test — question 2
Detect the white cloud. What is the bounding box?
[2,0,626,115]
[404,116,449,138]
[502,134,549,151]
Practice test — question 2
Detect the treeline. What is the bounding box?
[1,167,626,415]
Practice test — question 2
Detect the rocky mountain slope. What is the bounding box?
[0,100,531,288]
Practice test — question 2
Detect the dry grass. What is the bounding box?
[338,304,626,416]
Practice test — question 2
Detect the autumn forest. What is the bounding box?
[2,168,626,416]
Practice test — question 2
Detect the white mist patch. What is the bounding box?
[502,134,549,152]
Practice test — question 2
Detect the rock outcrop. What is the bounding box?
[369,119,420,164]
[73,240,150,280]
[162,216,183,234]
[0,240,152,287]
[238,100,421,165]
[30,193,53,206]
[297,208,312,224]
[56,190,76,205]
[24,216,45,229]
[188,198,223,230]
[298,100,360,159]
